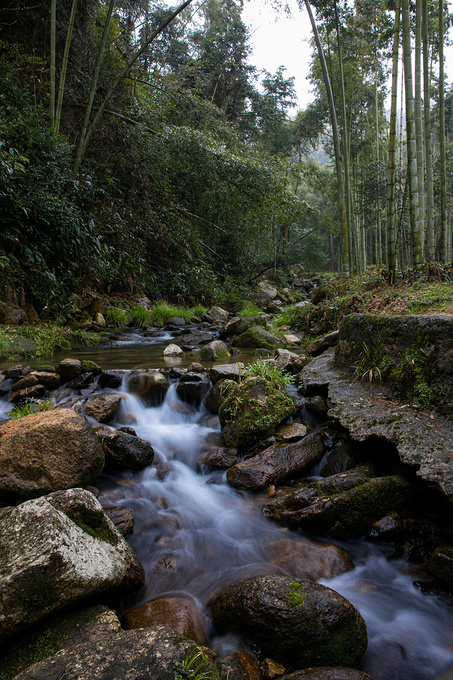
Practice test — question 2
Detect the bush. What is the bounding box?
[106,307,129,327]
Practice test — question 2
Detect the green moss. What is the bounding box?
[81,360,102,373]
[286,580,306,607]
[70,509,118,546]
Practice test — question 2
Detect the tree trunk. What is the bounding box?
[439,0,449,261]
[387,0,400,281]
[50,0,56,128]
[55,0,78,135]
[415,0,425,254]
[402,0,423,268]
[304,0,349,273]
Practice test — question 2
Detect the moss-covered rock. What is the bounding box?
[233,326,282,350]
[219,377,296,453]
[199,340,230,361]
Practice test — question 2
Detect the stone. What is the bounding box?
[214,651,262,680]
[368,514,403,542]
[11,374,39,391]
[103,505,135,535]
[9,384,46,403]
[261,658,286,680]
[121,596,208,645]
[275,349,299,372]
[203,379,237,414]
[30,371,60,390]
[206,305,229,324]
[265,536,353,580]
[56,358,82,381]
[81,360,102,374]
[208,363,245,384]
[275,423,308,441]
[176,380,210,406]
[97,370,123,389]
[127,371,168,405]
[83,393,124,424]
[219,377,296,454]
[0,301,26,324]
[11,625,199,680]
[176,331,214,347]
[96,427,154,471]
[0,409,104,502]
[258,281,278,299]
[283,334,301,345]
[263,470,413,540]
[209,574,367,669]
[94,312,106,327]
[219,317,241,337]
[233,326,283,350]
[198,447,238,468]
[0,489,144,641]
[163,343,184,356]
[0,606,121,679]
[306,331,340,357]
[199,340,230,361]
[226,431,326,491]
[426,546,453,587]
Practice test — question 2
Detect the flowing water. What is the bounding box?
[4,336,453,679]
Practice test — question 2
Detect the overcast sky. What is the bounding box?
[241,0,453,110]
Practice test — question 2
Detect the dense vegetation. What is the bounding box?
[0,0,452,319]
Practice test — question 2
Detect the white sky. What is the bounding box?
[241,0,453,110]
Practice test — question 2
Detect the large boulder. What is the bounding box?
[219,377,296,453]
[199,340,230,361]
[226,431,326,491]
[11,625,202,680]
[209,575,367,669]
[0,409,104,502]
[0,488,144,641]
[263,469,413,539]
[208,363,245,384]
[206,305,229,324]
[203,379,237,414]
[264,536,353,581]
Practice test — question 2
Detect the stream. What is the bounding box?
[3,333,453,679]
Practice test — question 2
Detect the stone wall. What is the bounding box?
[335,313,453,410]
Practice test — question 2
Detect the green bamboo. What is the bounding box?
[55,0,78,134]
[386,0,400,281]
[422,0,435,259]
[415,0,425,258]
[439,0,449,261]
[50,0,56,128]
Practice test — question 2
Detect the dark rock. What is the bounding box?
[265,536,353,580]
[233,326,282,350]
[56,358,82,381]
[97,428,154,471]
[306,331,340,357]
[208,363,245,384]
[0,302,26,325]
[0,409,104,502]
[368,514,404,542]
[127,371,168,405]
[213,651,262,680]
[176,380,210,406]
[209,574,367,669]
[30,371,60,390]
[9,384,46,403]
[281,669,376,680]
[426,546,453,588]
[11,374,39,391]
[275,349,299,372]
[103,506,135,535]
[198,447,238,468]
[226,431,326,491]
[97,371,123,389]
[203,379,237,414]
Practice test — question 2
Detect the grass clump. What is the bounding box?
[105,307,129,327]
[10,400,56,418]
[173,647,215,680]
[246,359,294,389]
[238,302,262,317]
[1,323,101,358]
[128,304,151,328]
[149,302,206,326]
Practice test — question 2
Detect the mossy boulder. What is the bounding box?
[218,377,296,453]
[199,340,230,361]
[233,326,282,350]
[209,575,367,669]
[203,379,237,414]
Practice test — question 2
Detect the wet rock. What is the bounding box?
[12,625,201,680]
[176,331,214,346]
[0,606,121,680]
[307,395,328,417]
[368,514,404,542]
[281,669,375,680]
[97,370,123,389]
[265,536,353,580]
[203,379,237,414]
[11,374,39,391]
[67,372,97,391]
[176,379,210,406]
[219,377,296,453]
[199,340,230,361]
[426,546,453,588]
[96,427,154,471]
[275,423,308,441]
[83,393,124,424]
[233,326,282,350]
[208,363,245,384]
[261,658,286,680]
[121,596,208,645]
[0,488,144,641]
[0,378,14,394]
[214,650,262,680]
[163,343,184,356]
[103,505,134,535]
[56,358,82,381]
[127,371,168,406]
[30,371,60,390]
[179,371,204,382]
[320,443,358,476]
[198,447,238,468]
[167,400,196,415]
[0,409,104,502]
[227,431,326,491]
[4,364,28,380]
[209,574,367,669]
[9,384,46,403]
[219,317,241,337]
[263,470,413,539]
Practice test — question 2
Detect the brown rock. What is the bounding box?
[281,669,376,680]
[0,409,104,502]
[56,358,82,380]
[9,384,46,403]
[103,506,135,535]
[127,371,168,405]
[275,423,308,441]
[83,394,124,424]
[261,658,286,679]
[265,537,353,580]
[122,597,208,645]
[31,371,61,390]
[11,374,39,391]
[214,651,262,680]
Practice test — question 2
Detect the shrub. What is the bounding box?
[106,307,129,327]
[128,305,151,328]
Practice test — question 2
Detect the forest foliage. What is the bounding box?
[0,0,452,318]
